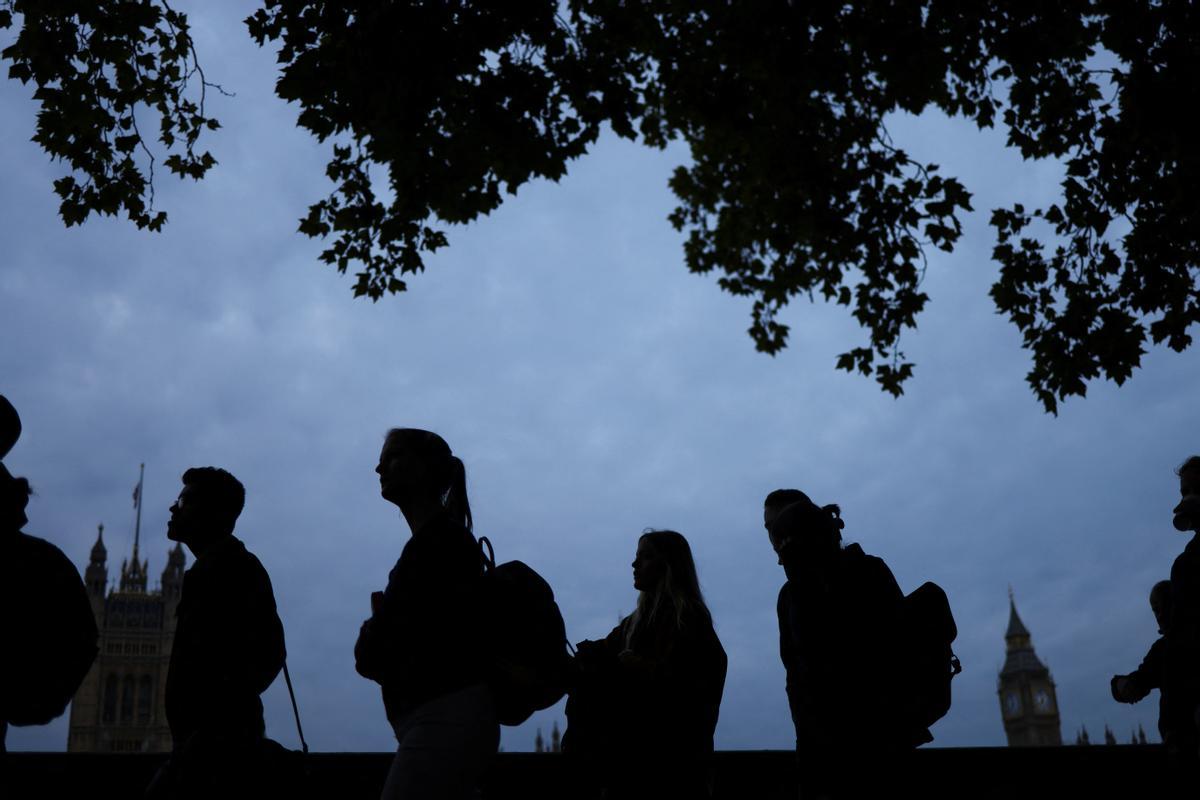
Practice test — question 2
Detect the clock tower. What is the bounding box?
[997,590,1063,746]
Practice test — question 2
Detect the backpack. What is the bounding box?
[478,536,573,726]
[901,581,962,743]
[2,533,99,726]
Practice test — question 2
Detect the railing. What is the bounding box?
[0,746,1172,799]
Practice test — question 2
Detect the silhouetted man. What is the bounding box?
[1112,581,1173,744]
[0,395,97,754]
[768,493,908,799]
[1167,456,1200,764]
[148,467,285,799]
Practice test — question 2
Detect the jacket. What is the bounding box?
[354,511,485,725]
[165,534,285,747]
[777,543,905,750]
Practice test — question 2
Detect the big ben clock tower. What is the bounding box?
[998,590,1063,746]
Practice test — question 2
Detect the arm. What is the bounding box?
[1112,637,1165,703]
[778,584,806,737]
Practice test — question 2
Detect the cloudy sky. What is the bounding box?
[3,2,1195,752]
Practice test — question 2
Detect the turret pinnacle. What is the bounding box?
[90,523,107,563]
[84,523,109,597]
[119,536,149,594]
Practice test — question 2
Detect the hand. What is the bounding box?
[1111,675,1133,703]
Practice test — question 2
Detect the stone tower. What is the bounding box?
[66,525,186,752]
[997,590,1063,746]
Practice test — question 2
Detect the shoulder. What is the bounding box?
[415,514,478,552]
[13,532,78,575]
[605,615,633,644]
[207,536,275,591]
[682,608,725,655]
[225,535,264,567]
[844,544,893,577]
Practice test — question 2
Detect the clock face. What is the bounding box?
[1034,689,1052,711]
[1004,692,1020,715]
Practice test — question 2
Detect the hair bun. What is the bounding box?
[822,503,845,530]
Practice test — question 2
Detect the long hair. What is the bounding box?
[385,428,473,532]
[627,530,712,648]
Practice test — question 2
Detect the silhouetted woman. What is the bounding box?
[354,429,496,800]
[769,495,907,798]
[566,530,727,800]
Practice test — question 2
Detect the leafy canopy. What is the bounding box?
[4,1,1199,413]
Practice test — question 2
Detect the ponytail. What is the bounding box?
[444,455,473,533]
[822,503,845,546]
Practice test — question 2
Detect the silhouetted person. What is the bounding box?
[566,530,727,800]
[1166,455,1200,763]
[354,428,496,800]
[0,395,97,754]
[768,493,907,799]
[1112,581,1173,744]
[146,467,285,799]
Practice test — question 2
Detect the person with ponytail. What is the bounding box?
[765,491,908,798]
[354,429,497,800]
[565,530,727,799]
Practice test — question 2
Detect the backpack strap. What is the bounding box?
[479,535,496,572]
[282,660,309,754]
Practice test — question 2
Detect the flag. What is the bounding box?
[132,475,142,509]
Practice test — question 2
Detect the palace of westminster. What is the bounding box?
[64,524,1144,752]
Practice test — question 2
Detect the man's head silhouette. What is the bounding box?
[167,467,245,554]
[0,466,31,534]
[0,395,19,461]
[0,396,28,533]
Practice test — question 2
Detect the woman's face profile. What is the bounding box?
[376,436,421,507]
[632,538,665,592]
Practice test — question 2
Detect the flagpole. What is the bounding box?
[133,462,144,560]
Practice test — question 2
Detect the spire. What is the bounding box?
[85,523,109,597]
[534,728,544,753]
[551,721,561,753]
[1006,587,1031,640]
[1002,588,1043,671]
[161,542,186,601]
[90,523,107,563]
